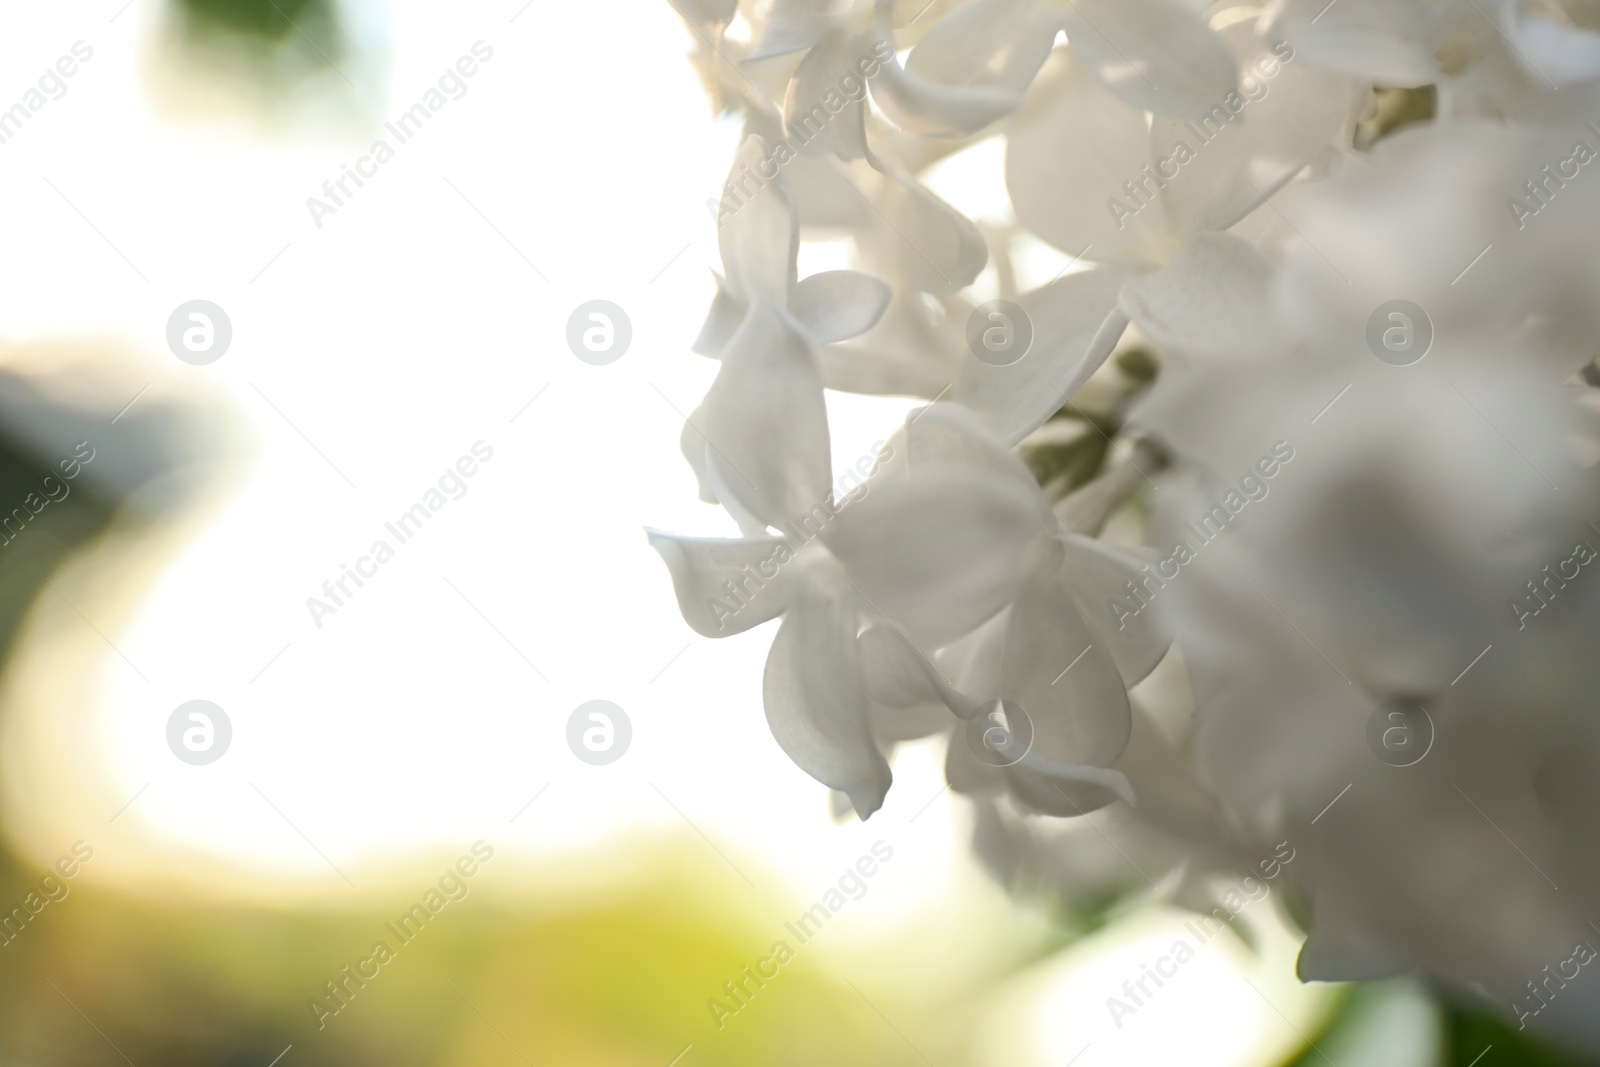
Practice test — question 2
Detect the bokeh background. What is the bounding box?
[0,1,1585,1064]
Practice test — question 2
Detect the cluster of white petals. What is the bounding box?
[658,0,1600,1051]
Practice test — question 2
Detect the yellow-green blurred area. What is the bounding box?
[0,841,980,1066]
[0,827,1578,1067]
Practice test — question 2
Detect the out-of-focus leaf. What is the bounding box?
[178,0,335,43]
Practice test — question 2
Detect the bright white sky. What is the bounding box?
[0,2,1332,1063]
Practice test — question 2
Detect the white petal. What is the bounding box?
[1006,759,1135,815]
[646,529,795,636]
[784,31,873,161]
[997,565,1133,786]
[1062,0,1238,119]
[1261,0,1451,87]
[1057,533,1174,687]
[680,404,719,505]
[818,287,966,396]
[785,145,877,227]
[674,0,738,29]
[1118,232,1288,362]
[718,136,799,305]
[691,272,746,356]
[869,18,1025,137]
[742,110,870,228]
[858,628,959,744]
[955,268,1131,444]
[790,270,892,343]
[905,0,1062,96]
[870,699,951,744]
[859,622,941,706]
[873,171,990,293]
[822,468,1055,647]
[1273,123,1600,384]
[750,0,838,60]
[702,301,833,530]
[858,621,984,718]
[1005,53,1182,268]
[903,401,1058,525]
[1150,21,1361,238]
[1111,701,1225,841]
[764,578,892,818]
[1507,7,1600,88]
[947,728,1008,797]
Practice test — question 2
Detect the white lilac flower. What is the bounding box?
[1259,0,1475,86]
[927,10,1363,449]
[1264,0,1600,93]
[652,403,1169,818]
[662,0,1600,1053]
[647,524,896,817]
[1003,10,1358,269]
[731,1,1254,403]
[1119,113,1600,1050]
[1272,121,1600,383]
[695,136,891,358]
[761,0,1243,130]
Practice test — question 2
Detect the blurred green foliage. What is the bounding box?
[1440,1000,1599,1067]
[177,0,334,41]
[1023,347,1162,497]
[1023,428,1111,496]
[0,434,119,660]
[171,0,347,83]
[0,845,968,1066]
[1276,984,1600,1067]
